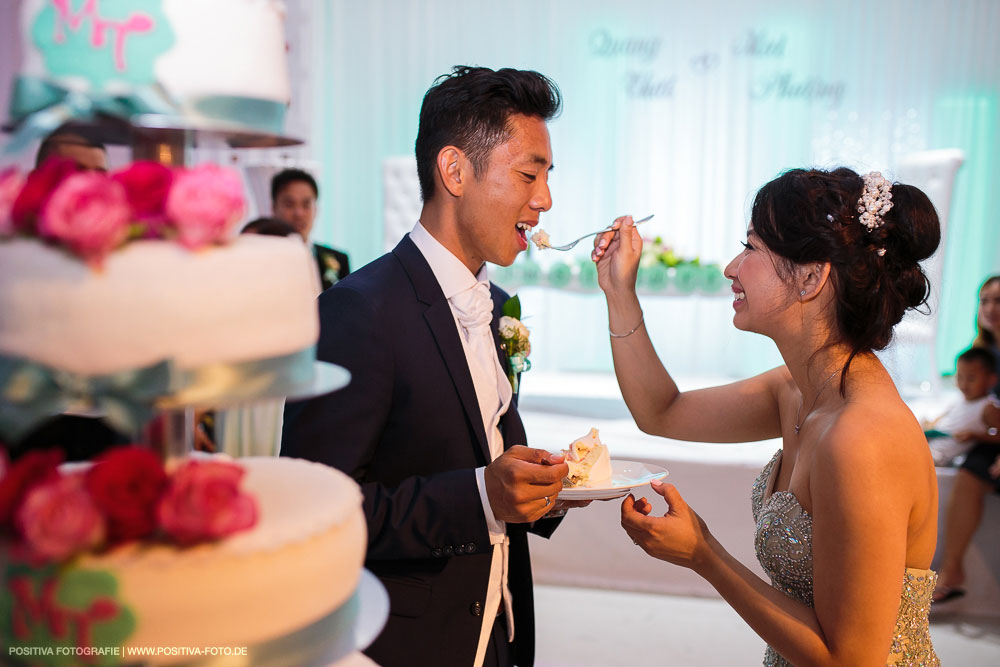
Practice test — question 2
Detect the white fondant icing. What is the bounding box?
[0,236,319,375]
[72,457,366,651]
[18,0,290,107]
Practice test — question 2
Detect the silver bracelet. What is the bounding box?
[609,311,644,338]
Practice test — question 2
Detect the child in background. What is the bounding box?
[924,347,998,465]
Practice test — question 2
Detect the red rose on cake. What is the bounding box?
[86,446,168,542]
[158,459,258,545]
[9,157,79,232]
[0,448,63,526]
[0,168,26,236]
[112,160,174,234]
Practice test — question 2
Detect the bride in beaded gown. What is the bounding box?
[592,168,941,666]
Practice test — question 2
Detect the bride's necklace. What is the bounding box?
[794,369,840,435]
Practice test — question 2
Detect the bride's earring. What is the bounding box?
[800,290,807,296]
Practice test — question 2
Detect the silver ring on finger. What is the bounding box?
[544,495,551,507]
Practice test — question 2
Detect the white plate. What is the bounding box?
[557,460,669,500]
[350,569,390,652]
[251,569,388,667]
[321,569,389,662]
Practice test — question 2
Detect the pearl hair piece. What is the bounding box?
[857,171,893,231]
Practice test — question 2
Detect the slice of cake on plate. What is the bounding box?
[561,428,612,487]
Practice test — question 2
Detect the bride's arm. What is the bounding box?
[596,216,787,442]
[623,417,912,666]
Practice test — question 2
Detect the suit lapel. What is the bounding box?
[393,236,491,463]
[491,294,509,377]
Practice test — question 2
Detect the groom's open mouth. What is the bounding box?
[515,221,535,250]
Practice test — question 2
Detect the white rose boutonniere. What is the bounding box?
[499,295,531,393]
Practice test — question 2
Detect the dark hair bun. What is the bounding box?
[751,167,941,384]
[876,183,941,311]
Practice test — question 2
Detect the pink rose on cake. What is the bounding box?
[0,168,26,235]
[158,459,258,545]
[112,160,174,235]
[166,164,245,249]
[86,446,168,542]
[16,472,106,561]
[39,171,132,266]
[9,157,79,232]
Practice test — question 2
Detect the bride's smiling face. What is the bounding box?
[723,229,799,334]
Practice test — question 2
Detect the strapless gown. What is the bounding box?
[752,450,939,666]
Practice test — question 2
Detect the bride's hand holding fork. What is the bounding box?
[592,215,643,298]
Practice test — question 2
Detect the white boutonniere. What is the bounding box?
[322,253,342,286]
[499,295,531,392]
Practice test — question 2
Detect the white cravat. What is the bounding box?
[450,281,515,667]
[408,223,514,667]
[450,282,510,436]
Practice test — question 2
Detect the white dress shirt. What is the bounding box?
[409,222,514,666]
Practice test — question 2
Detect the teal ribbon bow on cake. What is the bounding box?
[5,76,289,154]
[4,76,178,154]
[0,355,172,441]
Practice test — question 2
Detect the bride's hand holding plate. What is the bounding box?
[621,480,714,571]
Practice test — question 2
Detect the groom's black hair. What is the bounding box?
[415,65,561,203]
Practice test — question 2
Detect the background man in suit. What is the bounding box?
[281,66,573,667]
[35,129,107,171]
[270,168,351,290]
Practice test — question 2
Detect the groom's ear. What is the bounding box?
[436,146,466,198]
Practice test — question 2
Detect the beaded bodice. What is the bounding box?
[751,450,939,667]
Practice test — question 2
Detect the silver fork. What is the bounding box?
[544,214,654,251]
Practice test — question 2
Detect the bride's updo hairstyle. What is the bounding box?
[750,167,940,391]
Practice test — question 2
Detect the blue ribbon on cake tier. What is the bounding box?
[0,355,172,441]
[5,75,288,154]
[0,346,322,442]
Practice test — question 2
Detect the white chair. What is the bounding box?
[382,156,422,252]
[887,149,965,394]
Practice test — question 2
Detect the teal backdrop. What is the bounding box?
[300,0,999,380]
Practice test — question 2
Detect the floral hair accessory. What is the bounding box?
[499,295,531,393]
[857,171,893,231]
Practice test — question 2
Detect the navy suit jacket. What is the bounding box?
[281,235,557,667]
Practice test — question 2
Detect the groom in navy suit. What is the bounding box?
[281,66,574,667]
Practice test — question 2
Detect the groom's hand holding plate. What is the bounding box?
[485,445,569,523]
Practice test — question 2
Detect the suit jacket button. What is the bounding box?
[443,545,454,556]
[465,542,477,553]
[470,601,482,617]
[431,548,442,557]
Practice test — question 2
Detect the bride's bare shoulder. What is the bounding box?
[815,398,929,482]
